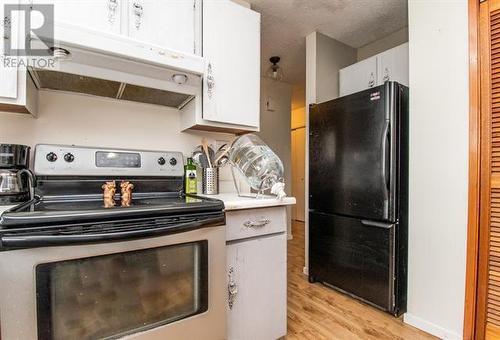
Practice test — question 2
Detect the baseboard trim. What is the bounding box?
[303,266,308,276]
[403,313,462,340]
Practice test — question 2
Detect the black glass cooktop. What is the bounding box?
[28,196,206,211]
[0,194,224,227]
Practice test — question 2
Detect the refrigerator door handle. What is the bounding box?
[360,219,394,229]
[381,120,390,206]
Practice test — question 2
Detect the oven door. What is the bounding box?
[0,225,226,340]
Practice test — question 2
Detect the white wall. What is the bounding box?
[404,1,469,339]
[258,77,292,235]
[315,32,358,103]
[304,31,357,273]
[357,27,409,61]
[0,91,237,189]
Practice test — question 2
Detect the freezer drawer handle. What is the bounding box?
[360,220,394,229]
[243,218,270,228]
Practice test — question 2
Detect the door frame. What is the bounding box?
[291,125,306,222]
[463,0,483,338]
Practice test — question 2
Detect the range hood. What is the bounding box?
[29,22,204,109]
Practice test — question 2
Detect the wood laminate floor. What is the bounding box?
[286,221,437,340]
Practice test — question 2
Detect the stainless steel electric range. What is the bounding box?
[0,144,226,340]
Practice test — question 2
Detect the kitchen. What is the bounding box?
[0,1,475,340]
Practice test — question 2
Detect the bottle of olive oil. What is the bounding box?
[184,157,197,194]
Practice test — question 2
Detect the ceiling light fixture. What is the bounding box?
[266,56,284,81]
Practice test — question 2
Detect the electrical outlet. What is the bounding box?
[266,97,276,111]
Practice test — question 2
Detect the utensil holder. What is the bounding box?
[202,168,219,195]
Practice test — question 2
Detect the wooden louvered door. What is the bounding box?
[477,0,500,338]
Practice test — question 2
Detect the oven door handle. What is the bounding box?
[0,215,225,248]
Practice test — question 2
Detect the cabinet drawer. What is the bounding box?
[226,207,286,242]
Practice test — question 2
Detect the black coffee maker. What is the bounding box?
[0,144,35,205]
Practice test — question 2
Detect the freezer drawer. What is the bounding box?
[309,211,395,312]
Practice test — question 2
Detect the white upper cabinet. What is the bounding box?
[0,59,17,100]
[339,42,409,97]
[339,56,377,97]
[202,0,260,128]
[0,16,17,100]
[34,0,200,55]
[127,0,199,55]
[32,0,122,34]
[0,2,37,115]
[377,42,409,87]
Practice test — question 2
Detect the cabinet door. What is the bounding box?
[339,56,377,97]
[377,43,409,87]
[0,58,17,100]
[203,0,260,128]
[227,234,287,340]
[32,0,121,34]
[127,0,198,55]
[0,8,17,99]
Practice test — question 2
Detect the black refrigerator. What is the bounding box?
[308,81,408,316]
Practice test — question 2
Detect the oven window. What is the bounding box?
[36,241,208,340]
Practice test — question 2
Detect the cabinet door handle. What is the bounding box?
[228,267,238,310]
[244,218,271,228]
[2,15,10,40]
[206,62,215,99]
[368,72,375,87]
[133,1,144,29]
[108,0,118,25]
[383,67,390,82]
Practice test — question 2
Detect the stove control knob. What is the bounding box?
[158,157,166,166]
[64,153,75,163]
[46,152,58,162]
[169,157,177,166]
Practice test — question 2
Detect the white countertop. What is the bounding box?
[0,195,296,215]
[199,193,296,211]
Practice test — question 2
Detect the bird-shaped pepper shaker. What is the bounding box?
[102,181,116,208]
[120,181,134,207]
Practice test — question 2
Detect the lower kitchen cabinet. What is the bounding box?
[227,233,287,340]
[225,206,288,340]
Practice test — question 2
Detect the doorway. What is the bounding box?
[291,107,306,223]
[291,107,306,222]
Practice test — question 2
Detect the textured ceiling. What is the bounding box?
[247,0,408,105]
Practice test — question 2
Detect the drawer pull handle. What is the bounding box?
[244,219,270,228]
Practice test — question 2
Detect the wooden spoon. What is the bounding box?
[201,138,213,168]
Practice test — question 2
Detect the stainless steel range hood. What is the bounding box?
[30,69,194,109]
[29,23,204,109]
